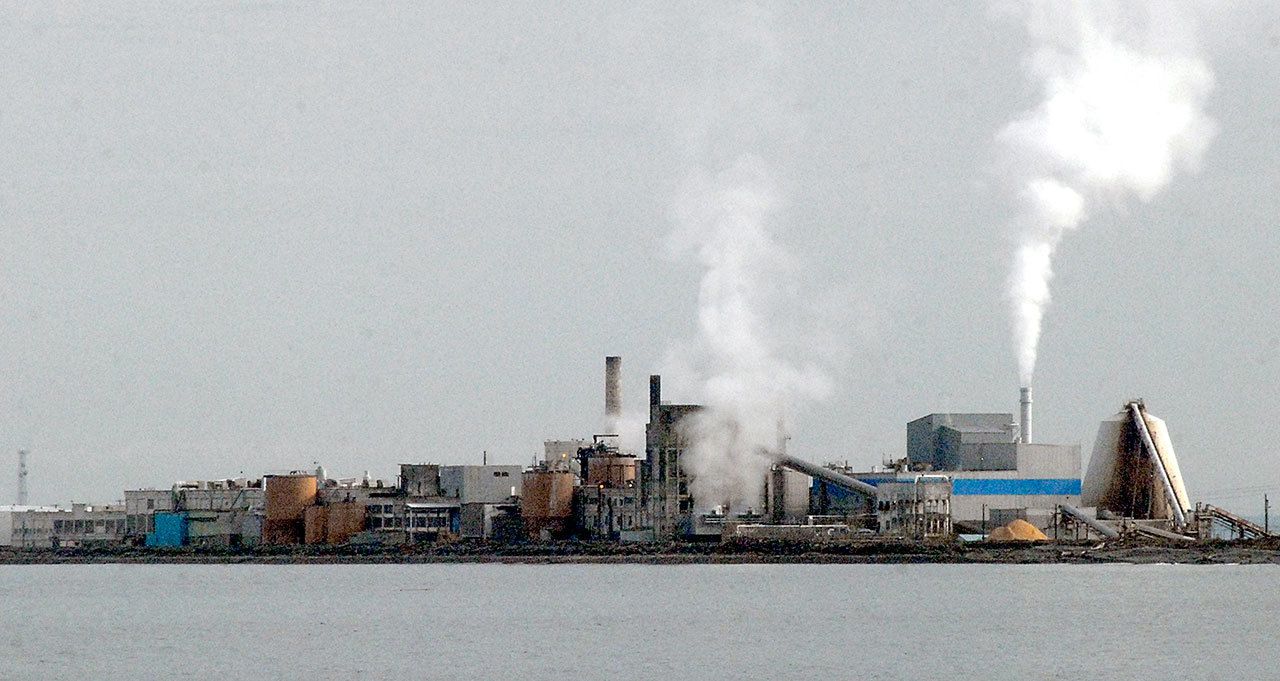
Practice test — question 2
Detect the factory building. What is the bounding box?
[124,480,264,546]
[0,504,127,548]
[399,464,442,497]
[304,503,367,545]
[909,412,1079,532]
[174,480,263,547]
[643,374,704,539]
[440,465,522,504]
[0,505,62,547]
[814,411,1080,533]
[459,501,520,540]
[318,475,402,537]
[313,466,462,543]
[544,439,589,476]
[124,489,175,540]
[874,477,953,538]
[573,439,642,540]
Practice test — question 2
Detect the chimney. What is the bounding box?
[1020,386,1033,444]
[605,356,621,427]
[649,374,661,410]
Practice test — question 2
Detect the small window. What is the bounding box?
[147,499,155,510]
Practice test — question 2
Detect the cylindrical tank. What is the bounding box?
[520,469,575,539]
[585,455,637,489]
[264,474,318,544]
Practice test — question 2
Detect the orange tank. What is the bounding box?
[264,474,318,545]
[521,470,574,539]
[585,455,636,488]
[303,505,329,545]
[324,502,366,545]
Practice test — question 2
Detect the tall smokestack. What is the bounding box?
[605,356,621,429]
[1020,386,1033,444]
[649,374,661,411]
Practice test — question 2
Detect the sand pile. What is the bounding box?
[987,519,1048,542]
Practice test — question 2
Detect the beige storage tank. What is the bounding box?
[264,474,318,545]
[520,469,575,539]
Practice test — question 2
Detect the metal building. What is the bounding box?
[815,411,1080,533]
[440,465,522,504]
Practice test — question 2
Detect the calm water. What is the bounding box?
[0,563,1273,680]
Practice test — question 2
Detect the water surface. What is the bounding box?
[1,564,1269,680]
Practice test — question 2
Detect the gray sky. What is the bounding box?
[3,2,1278,512]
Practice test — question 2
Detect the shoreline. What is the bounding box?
[4,539,1279,566]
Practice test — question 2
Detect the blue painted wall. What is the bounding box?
[145,512,188,547]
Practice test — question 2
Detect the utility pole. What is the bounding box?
[1266,494,1270,535]
[17,450,28,506]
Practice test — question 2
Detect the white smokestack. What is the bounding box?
[1020,386,1033,444]
[997,1,1216,385]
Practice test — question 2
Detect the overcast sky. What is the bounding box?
[3,2,1278,512]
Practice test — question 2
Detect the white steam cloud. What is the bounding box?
[664,5,829,512]
[670,158,830,510]
[999,1,1216,385]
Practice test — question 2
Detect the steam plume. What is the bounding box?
[666,5,829,511]
[999,1,1215,384]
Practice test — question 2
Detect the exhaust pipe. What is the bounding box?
[1020,386,1032,444]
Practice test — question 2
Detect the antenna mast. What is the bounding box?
[17,450,29,505]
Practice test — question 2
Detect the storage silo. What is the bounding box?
[585,454,637,489]
[263,474,318,545]
[520,469,575,540]
[1082,402,1190,524]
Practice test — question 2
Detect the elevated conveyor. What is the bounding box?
[776,455,879,498]
[1197,504,1272,540]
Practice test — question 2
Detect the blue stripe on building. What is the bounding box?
[951,479,1081,496]
[813,477,1081,497]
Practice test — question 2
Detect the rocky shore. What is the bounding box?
[4,537,1280,565]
